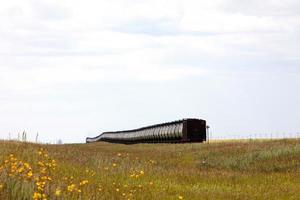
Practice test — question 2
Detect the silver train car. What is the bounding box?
[86,118,206,144]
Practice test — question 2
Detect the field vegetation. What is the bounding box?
[1,139,300,199]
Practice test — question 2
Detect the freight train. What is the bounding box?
[86,118,207,144]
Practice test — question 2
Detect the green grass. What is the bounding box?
[1,139,300,199]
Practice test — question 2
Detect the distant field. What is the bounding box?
[1,139,300,200]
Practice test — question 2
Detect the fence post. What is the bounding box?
[206,125,210,144]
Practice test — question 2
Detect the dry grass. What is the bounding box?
[1,139,300,199]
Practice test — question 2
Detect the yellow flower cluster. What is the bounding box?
[33,192,47,200]
[67,183,76,192]
[79,180,89,186]
[0,149,168,200]
[64,178,90,194]
[0,148,93,199]
[0,154,33,180]
[66,180,88,193]
[129,169,145,178]
[33,148,57,200]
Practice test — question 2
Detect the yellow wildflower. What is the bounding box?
[55,189,61,196]
[27,171,33,178]
[80,180,89,186]
[17,167,24,173]
[178,195,184,199]
[24,162,30,168]
[67,184,76,192]
[112,163,117,167]
[33,192,42,199]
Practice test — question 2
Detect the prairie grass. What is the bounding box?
[1,139,300,199]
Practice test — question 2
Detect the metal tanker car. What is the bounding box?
[86,118,207,144]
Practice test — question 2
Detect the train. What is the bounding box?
[86,118,207,144]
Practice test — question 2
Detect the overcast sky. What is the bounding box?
[1,0,300,143]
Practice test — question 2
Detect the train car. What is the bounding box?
[86,118,206,144]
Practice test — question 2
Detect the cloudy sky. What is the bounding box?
[1,0,300,143]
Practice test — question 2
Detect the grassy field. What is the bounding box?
[1,139,300,200]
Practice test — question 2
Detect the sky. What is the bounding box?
[0,0,300,143]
